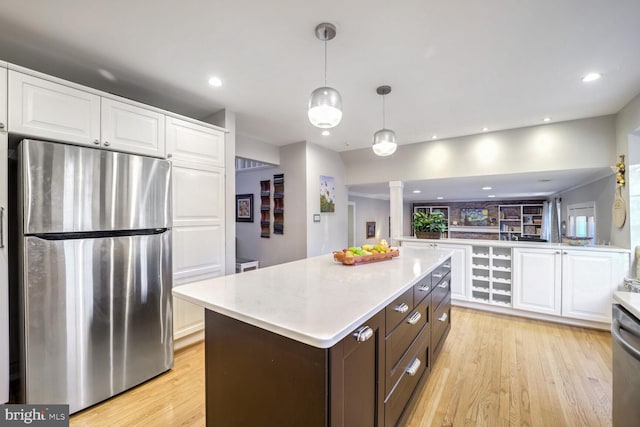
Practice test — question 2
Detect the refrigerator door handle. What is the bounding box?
[612,319,640,362]
[0,206,4,248]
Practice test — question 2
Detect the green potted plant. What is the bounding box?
[412,211,448,239]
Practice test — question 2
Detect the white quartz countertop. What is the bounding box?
[173,248,451,348]
[398,237,630,253]
[614,292,640,320]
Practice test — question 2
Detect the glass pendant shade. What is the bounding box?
[308,86,343,128]
[372,128,397,156]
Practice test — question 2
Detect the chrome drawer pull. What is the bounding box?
[438,313,448,322]
[418,285,430,292]
[443,263,451,269]
[353,326,374,342]
[407,312,422,325]
[394,303,409,313]
[405,358,421,376]
[438,281,449,289]
[432,273,443,279]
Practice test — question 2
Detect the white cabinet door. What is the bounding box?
[0,66,9,403]
[562,250,627,323]
[101,98,165,157]
[166,116,224,167]
[512,248,562,315]
[436,243,471,301]
[8,71,100,145]
[172,162,225,229]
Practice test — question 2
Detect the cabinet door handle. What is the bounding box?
[405,358,421,376]
[438,281,449,289]
[0,122,5,130]
[394,303,409,313]
[167,153,173,158]
[438,312,448,322]
[104,140,111,147]
[352,326,374,342]
[407,312,422,325]
[418,285,430,292]
[433,273,443,279]
[93,139,100,145]
[443,263,451,269]
[0,207,4,248]
[555,251,560,254]
[563,251,568,255]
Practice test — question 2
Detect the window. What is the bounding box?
[567,202,596,239]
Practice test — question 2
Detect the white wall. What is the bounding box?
[306,142,348,257]
[557,174,615,244]
[341,116,616,185]
[236,132,280,165]
[348,195,391,245]
[615,92,640,250]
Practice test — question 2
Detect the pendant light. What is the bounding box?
[308,23,343,129]
[372,85,397,156]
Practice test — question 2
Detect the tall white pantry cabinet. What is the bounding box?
[1,64,9,403]
[2,63,227,351]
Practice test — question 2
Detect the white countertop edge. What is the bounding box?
[614,291,640,320]
[173,250,452,348]
[398,237,630,253]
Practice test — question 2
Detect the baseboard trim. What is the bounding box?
[174,323,205,351]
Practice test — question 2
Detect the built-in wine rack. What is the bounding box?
[260,180,270,238]
[273,174,284,235]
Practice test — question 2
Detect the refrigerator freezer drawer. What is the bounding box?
[22,232,173,413]
[20,139,171,234]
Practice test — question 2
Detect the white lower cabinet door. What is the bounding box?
[512,248,562,315]
[437,244,471,300]
[173,225,225,284]
[561,250,626,323]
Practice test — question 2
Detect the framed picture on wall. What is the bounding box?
[366,221,376,238]
[236,194,254,222]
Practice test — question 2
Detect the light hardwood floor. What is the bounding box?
[70,307,613,426]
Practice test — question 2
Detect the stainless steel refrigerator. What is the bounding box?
[15,139,173,413]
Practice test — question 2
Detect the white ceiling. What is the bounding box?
[349,168,613,202]
[0,0,639,156]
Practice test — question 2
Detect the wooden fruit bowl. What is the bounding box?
[333,249,399,266]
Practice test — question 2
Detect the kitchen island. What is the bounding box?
[173,248,453,426]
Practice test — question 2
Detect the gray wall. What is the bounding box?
[557,174,615,244]
[348,196,391,245]
[306,142,348,256]
[341,116,616,185]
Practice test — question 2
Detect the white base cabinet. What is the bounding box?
[1,65,9,403]
[436,243,471,300]
[513,248,562,315]
[561,250,627,323]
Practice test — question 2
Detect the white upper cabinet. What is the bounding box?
[166,116,224,167]
[512,248,562,315]
[0,67,7,130]
[8,71,101,145]
[562,250,628,323]
[101,98,165,157]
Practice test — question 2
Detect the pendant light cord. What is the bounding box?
[324,36,328,86]
[382,94,386,129]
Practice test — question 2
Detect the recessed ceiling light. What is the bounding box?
[543,117,551,122]
[98,69,116,82]
[321,130,331,136]
[488,194,496,198]
[208,76,223,87]
[412,190,421,194]
[482,127,489,132]
[539,179,552,182]
[482,186,492,190]
[431,135,437,139]
[436,196,444,200]
[582,72,601,83]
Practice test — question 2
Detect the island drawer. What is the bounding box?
[413,273,432,304]
[385,295,430,395]
[432,293,451,360]
[384,327,430,427]
[386,287,414,332]
[431,272,451,311]
[431,257,451,283]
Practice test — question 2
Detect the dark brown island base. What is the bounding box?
[201,257,451,427]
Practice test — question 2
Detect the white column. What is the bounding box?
[389,181,404,246]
